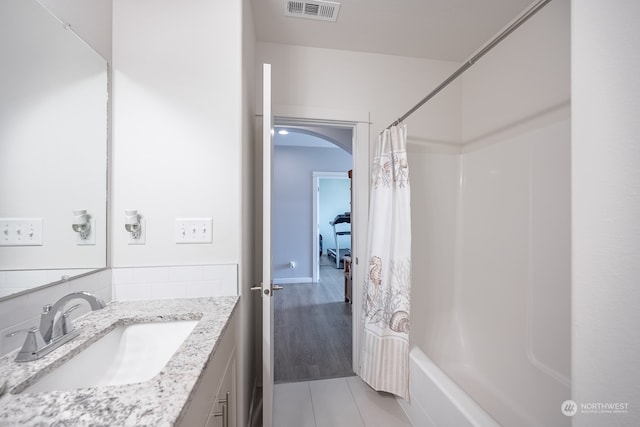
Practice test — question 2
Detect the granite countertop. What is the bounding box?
[0,296,239,426]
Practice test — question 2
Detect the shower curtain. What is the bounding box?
[359,124,411,399]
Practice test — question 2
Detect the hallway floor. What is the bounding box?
[274,255,352,383]
[274,376,412,427]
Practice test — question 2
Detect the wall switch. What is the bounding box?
[0,218,43,246]
[76,218,96,245]
[175,218,212,244]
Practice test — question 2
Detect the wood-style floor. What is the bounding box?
[274,255,353,383]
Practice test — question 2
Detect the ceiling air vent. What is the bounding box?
[285,0,341,22]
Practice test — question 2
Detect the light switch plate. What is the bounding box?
[175,218,213,244]
[0,218,43,246]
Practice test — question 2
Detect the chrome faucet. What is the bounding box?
[6,291,106,362]
[39,291,106,343]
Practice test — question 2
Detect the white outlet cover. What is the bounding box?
[76,218,96,245]
[128,218,146,245]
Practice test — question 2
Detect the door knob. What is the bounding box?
[251,285,270,295]
[250,283,283,294]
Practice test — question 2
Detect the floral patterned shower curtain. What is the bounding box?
[359,124,411,399]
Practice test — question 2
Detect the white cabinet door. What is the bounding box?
[206,350,236,427]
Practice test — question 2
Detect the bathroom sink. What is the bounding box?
[20,320,198,393]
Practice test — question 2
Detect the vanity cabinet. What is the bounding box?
[178,309,237,427]
[206,350,237,427]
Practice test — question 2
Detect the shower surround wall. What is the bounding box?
[408,1,570,426]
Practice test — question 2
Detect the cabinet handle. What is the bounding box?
[213,391,230,427]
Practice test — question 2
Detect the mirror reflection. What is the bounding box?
[0,0,108,299]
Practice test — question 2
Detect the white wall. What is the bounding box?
[572,1,640,425]
[272,145,352,281]
[256,43,461,141]
[39,0,112,61]
[112,0,243,268]
[112,3,255,426]
[460,0,570,142]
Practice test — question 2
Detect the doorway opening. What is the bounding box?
[271,122,355,384]
[313,172,351,281]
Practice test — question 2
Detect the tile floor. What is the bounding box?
[274,376,413,427]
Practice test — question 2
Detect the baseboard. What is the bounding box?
[272,277,313,285]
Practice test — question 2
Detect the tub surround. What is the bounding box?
[399,347,500,427]
[0,296,239,426]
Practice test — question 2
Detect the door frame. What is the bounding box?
[273,112,369,374]
[312,171,351,283]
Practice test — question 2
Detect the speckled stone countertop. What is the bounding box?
[0,296,239,427]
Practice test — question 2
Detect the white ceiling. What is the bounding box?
[252,0,536,62]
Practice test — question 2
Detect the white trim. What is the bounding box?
[262,63,274,427]
[312,171,350,283]
[272,277,313,285]
[351,121,369,374]
[273,104,369,124]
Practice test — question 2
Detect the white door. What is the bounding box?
[260,63,280,427]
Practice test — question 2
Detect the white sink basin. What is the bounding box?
[22,320,198,393]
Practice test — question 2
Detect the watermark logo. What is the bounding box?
[561,400,578,416]
[561,399,630,416]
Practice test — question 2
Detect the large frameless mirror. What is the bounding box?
[0,0,108,300]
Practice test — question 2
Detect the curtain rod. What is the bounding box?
[385,0,554,130]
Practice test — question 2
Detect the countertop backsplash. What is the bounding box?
[111,264,238,301]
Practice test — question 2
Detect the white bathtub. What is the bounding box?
[398,347,500,427]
